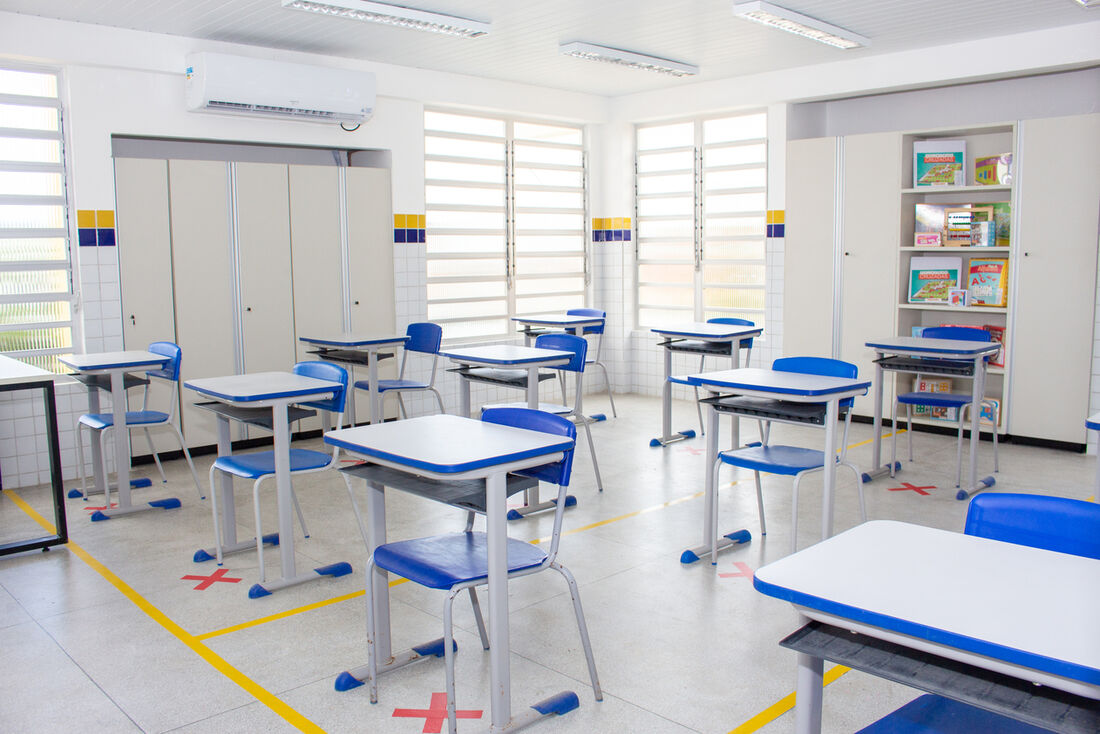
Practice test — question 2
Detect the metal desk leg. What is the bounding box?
[821,399,838,540]
[459,375,471,419]
[795,613,824,734]
[367,350,381,425]
[651,346,696,447]
[861,356,898,483]
[957,356,995,501]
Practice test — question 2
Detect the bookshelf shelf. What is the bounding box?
[901,246,1010,253]
[898,303,1008,314]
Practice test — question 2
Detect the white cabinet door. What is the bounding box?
[784,137,836,360]
[234,162,296,374]
[289,164,344,364]
[839,132,901,418]
[1010,113,1100,444]
[168,159,236,449]
[347,166,395,334]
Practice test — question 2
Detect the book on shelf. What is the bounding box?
[911,376,957,422]
[975,201,1011,246]
[914,203,947,246]
[909,255,963,303]
[980,398,1001,429]
[914,139,966,187]
[970,220,996,247]
[968,258,1010,307]
[948,288,969,306]
[983,323,1006,368]
[975,153,1013,186]
[944,205,993,244]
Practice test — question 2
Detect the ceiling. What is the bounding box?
[1,0,1097,96]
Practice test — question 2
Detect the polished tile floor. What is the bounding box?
[0,394,1093,733]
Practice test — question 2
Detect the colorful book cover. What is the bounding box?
[975,153,1013,185]
[909,256,962,303]
[912,377,957,421]
[983,324,1005,368]
[975,201,1011,246]
[914,204,947,246]
[968,258,1009,307]
[913,140,966,187]
[981,398,1001,428]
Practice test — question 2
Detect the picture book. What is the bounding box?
[944,205,992,243]
[948,288,968,306]
[909,256,962,303]
[967,258,1009,307]
[913,139,966,187]
[983,324,1005,368]
[975,153,1013,186]
[914,203,947,246]
[912,377,957,421]
[981,398,1001,429]
[975,201,1011,246]
[969,220,995,247]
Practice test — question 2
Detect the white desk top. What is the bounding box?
[865,336,1000,357]
[0,354,55,386]
[512,314,603,327]
[184,372,339,403]
[440,344,573,366]
[686,368,871,398]
[755,520,1100,694]
[299,333,408,347]
[652,323,762,340]
[60,350,169,372]
[325,414,573,476]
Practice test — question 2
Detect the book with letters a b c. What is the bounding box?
[908,256,963,304]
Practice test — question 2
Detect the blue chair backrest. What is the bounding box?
[405,322,442,354]
[146,341,182,381]
[534,333,587,372]
[921,326,990,342]
[292,361,348,414]
[707,316,756,349]
[773,356,859,408]
[964,493,1100,560]
[566,308,605,335]
[481,407,576,487]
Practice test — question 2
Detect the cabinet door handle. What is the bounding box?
[844,251,851,256]
[1023,252,1030,257]
[246,306,252,312]
[130,314,136,325]
[353,300,360,305]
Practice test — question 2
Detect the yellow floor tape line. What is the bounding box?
[728,665,851,734]
[6,490,325,734]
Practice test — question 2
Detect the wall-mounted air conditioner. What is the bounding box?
[185,52,375,124]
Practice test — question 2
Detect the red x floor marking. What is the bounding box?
[393,692,482,733]
[888,482,936,496]
[719,561,754,579]
[84,503,118,512]
[679,446,705,456]
[180,568,243,590]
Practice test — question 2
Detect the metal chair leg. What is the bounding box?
[753,470,766,536]
[577,415,603,492]
[364,556,379,704]
[550,561,603,700]
[443,590,460,734]
[468,587,490,650]
[955,410,966,489]
[143,428,167,483]
[171,424,205,500]
[208,464,224,565]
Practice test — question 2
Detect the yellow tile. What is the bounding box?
[612,217,624,229]
[773,210,785,224]
[623,217,631,227]
[77,210,96,228]
[96,210,115,228]
[592,218,603,230]
[394,214,406,228]
[416,214,426,228]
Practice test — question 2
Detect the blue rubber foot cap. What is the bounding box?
[149,498,181,509]
[412,638,454,658]
[506,509,524,521]
[746,441,762,448]
[67,488,84,499]
[983,476,996,487]
[649,438,661,447]
[680,549,700,564]
[248,584,271,599]
[334,671,364,691]
[893,461,902,471]
[90,510,110,522]
[316,561,352,578]
[591,413,606,422]
[532,691,579,716]
[563,495,577,508]
[725,529,752,545]
[861,472,872,483]
[682,429,696,439]
[262,532,280,546]
[193,548,215,563]
[956,490,968,501]
[131,477,152,488]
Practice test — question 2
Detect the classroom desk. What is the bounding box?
[298,333,407,427]
[1088,413,1100,498]
[650,323,762,447]
[61,350,178,520]
[864,336,1002,500]
[185,371,351,597]
[324,414,582,732]
[682,368,870,564]
[440,344,572,417]
[511,314,604,345]
[754,520,1100,734]
[0,355,66,555]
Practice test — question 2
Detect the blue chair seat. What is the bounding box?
[896,391,976,409]
[354,378,431,393]
[78,410,170,430]
[212,448,332,479]
[374,532,547,590]
[718,445,826,476]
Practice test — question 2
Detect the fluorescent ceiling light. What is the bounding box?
[559,42,698,77]
[733,1,869,49]
[280,0,490,38]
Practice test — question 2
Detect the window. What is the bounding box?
[0,67,72,372]
[635,111,767,329]
[425,110,586,341]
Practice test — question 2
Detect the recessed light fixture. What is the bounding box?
[280,0,490,38]
[733,1,869,49]
[559,42,698,77]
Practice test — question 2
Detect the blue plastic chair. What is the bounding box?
[361,408,602,733]
[892,326,999,489]
[76,341,203,503]
[964,492,1100,560]
[693,317,757,436]
[566,308,616,418]
[208,361,348,581]
[354,322,445,419]
[486,333,603,493]
[710,356,865,559]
